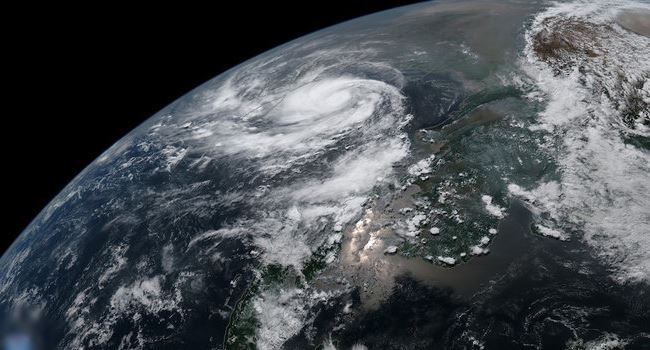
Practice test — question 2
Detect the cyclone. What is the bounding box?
[1,1,649,349]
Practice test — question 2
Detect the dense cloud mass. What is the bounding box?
[1,1,649,349]
[516,0,650,283]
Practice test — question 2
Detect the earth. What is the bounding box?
[2,1,650,349]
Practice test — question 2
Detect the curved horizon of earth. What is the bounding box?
[1,0,649,349]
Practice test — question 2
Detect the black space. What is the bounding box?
[3,1,421,254]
